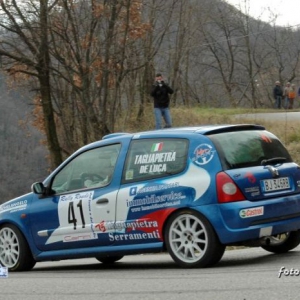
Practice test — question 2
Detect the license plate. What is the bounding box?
[262,177,290,192]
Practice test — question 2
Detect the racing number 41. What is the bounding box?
[68,200,85,230]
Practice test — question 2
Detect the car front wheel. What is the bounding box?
[0,224,36,271]
[164,210,225,268]
[261,231,300,253]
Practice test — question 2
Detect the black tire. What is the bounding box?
[96,255,124,264]
[0,224,36,271]
[261,231,300,254]
[164,210,225,268]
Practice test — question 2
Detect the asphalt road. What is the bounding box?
[1,247,300,300]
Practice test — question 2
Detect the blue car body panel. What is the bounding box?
[1,125,300,262]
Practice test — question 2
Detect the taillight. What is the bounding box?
[216,172,245,203]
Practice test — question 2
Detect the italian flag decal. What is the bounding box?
[151,142,163,152]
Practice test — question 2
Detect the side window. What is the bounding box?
[122,139,188,183]
[51,144,121,194]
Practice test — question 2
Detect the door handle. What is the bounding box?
[96,198,109,204]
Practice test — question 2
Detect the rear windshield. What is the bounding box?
[209,130,292,169]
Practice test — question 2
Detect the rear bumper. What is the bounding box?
[198,194,300,244]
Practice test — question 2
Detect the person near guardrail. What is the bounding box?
[283,82,291,109]
[273,81,283,109]
[287,83,296,109]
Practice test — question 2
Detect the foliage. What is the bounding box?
[2,94,300,203]
[0,0,300,169]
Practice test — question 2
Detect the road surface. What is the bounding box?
[1,247,300,300]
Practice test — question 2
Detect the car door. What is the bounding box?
[30,143,122,251]
[113,138,194,245]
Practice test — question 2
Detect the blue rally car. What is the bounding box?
[2,124,300,271]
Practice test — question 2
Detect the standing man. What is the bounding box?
[273,81,283,109]
[283,82,291,109]
[288,83,296,109]
[150,73,174,129]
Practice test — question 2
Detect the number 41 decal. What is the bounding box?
[68,200,85,230]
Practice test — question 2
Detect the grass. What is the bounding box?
[117,105,300,164]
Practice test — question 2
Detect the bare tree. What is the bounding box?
[194,1,240,107]
[0,0,62,168]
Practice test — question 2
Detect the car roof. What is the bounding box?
[76,124,265,154]
[102,124,265,140]
[47,124,266,182]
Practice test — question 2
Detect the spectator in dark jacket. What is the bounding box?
[150,73,174,129]
[283,82,291,109]
[273,81,283,109]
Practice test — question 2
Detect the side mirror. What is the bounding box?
[31,182,46,195]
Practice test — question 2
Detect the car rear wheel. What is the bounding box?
[0,224,36,271]
[96,255,124,264]
[164,210,225,268]
[261,231,300,253]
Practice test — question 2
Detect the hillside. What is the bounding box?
[0,74,49,202]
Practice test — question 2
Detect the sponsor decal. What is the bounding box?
[193,144,215,166]
[108,230,161,241]
[244,186,260,197]
[239,206,264,218]
[134,152,176,164]
[139,164,166,173]
[130,187,137,196]
[125,169,134,180]
[63,233,96,242]
[261,134,272,143]
[151,142,164,152]
[0,200,27,213]
[46,191,96,245]
[60,192,93,202]
[245,172,256,183]
[126,191,184,213]
[137,182,179,194]
[95,220,159,232]
[95,220,107,232]
[119,164,211,220]
[133,151,176,175]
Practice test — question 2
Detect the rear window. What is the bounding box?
[122,138,188,183]
[209,130,292,169]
